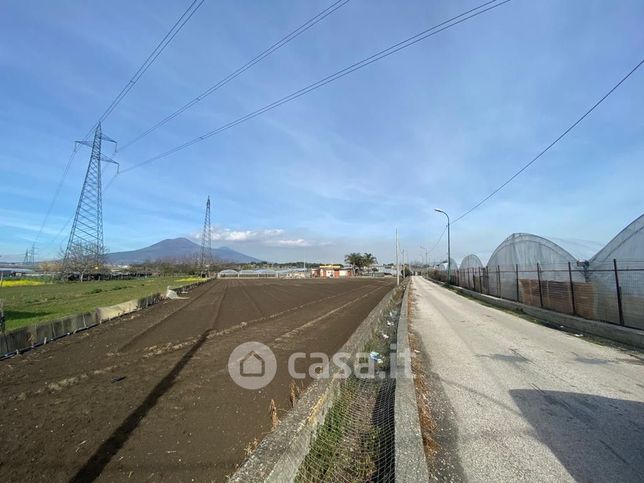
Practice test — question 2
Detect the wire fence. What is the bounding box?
[294,304,399,482]
[428,259,644,331]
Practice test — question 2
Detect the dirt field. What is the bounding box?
[0,277,394,482]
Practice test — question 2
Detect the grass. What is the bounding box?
[0,276,205,332]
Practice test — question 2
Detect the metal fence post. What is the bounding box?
[537,263,544,308]
[515,264,520,302]
[496,265,501,298]
[568,261,576,316]
[613,259,624,326]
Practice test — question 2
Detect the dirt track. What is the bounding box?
[0,278,394,482]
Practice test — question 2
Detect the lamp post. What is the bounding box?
[434,208,451,284]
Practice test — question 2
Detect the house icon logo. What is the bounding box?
[228,342,276,390]
[241,351,265,377]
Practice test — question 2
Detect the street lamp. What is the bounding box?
[434,208,451,284]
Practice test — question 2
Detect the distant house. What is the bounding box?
[311,264,353,279]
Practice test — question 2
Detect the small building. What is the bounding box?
[311,264,353,279]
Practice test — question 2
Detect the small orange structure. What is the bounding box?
[311,264,353,279]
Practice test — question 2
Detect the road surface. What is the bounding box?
[410,276,644,482]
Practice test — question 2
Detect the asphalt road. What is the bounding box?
[410,276,644,482]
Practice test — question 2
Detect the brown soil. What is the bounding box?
[0,277,394,482]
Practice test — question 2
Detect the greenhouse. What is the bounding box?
[588,214,644,328]
[237,269,277,278]
[457,254,484,290]
[447,213,644,330]
[217,269,239,278]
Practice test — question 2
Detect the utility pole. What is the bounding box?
[395,228,400,286]
[420,246,428,278]
[435,208,451,284]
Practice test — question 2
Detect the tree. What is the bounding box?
[39,260,62,273]
[344,252,378,274]
[59,244,108,281]
[362,253,377,269]
[344,253,365,274]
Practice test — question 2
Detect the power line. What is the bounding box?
[452,57,644,224]
[89,0,206,139]
[428,226,447,255]
[34,0,205,246]
[120,0,351,151]
[120,0,511,174]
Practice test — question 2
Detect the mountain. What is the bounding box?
[105,238,261,264]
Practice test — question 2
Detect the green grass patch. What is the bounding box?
[0,276,204,331]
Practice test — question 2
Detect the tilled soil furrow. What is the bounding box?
[0,278,394,482]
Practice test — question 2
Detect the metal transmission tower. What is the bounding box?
[62,123,118,278]
[199,196,212,272]
[23,244,35,266]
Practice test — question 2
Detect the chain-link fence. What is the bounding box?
[295,305,399,482]
[429,259,644,331]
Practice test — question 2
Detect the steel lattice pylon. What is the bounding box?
[62,123,118,278]
[200,196,212,270]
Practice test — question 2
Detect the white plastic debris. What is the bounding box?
[369,351,384,364]
[165,286,188,300]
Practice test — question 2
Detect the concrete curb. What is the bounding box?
[445,283,644,350]
[395,279,430,481]
[230,285,403,483]
[0,279,211,358]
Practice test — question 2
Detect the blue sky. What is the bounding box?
[1,0,643,264]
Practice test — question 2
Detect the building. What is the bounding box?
[311,264,353,279]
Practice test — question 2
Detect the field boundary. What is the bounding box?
[394,281,430,480]
[0,279,211,358]
[230,284,403,482]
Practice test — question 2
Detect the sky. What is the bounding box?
[1,0,643,265]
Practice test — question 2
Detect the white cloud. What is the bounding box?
[268,239,312,247]
[210,228,284,242]
[193,227,324,249]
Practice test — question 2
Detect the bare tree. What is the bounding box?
[59,244,108,281]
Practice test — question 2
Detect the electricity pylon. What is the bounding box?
[23,244,35,266]
[62,123,118,278]
[200,196,212,272]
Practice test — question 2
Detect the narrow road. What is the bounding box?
[410,276,644,482]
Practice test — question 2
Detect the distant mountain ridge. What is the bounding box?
[105,238,261,264]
